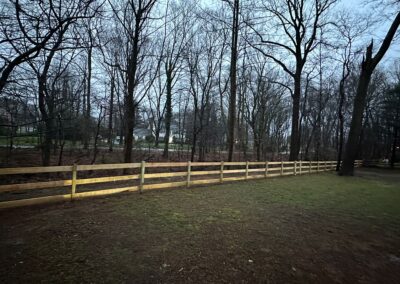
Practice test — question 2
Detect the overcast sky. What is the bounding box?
[340,0,399,64]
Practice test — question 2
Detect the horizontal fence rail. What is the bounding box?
[0,160,363,209]
[362,160,400,169]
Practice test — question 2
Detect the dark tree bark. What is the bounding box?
[91,106,104,164]
[391,124,398,169]
[227,0,239,162]
[35,25,70,166]
[341,11,400,175]
[83,36,93,150]
[117,0,156,164]
[336,60,350,171]
[57,114,65,166]
[388,83,400,169]
[289,70,302,160]
[163,67,173,158]
[108,70,115,152]
[190,92,200,162]
[123,16,140,164]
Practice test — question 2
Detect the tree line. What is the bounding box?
[0,0,399,175]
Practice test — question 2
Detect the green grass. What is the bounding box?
[0,135,39,146]
[111,172,400,231]
[247,174,400,221]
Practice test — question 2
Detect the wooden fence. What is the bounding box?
[362,160,400,169]
[0,160,363,209]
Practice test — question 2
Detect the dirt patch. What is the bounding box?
[1,173,400,283]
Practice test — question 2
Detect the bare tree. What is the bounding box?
[186,23,221,162]
[224,0,240,162]
[161,0,192,158]
[333,11,367,171]
[109,0,157,164]
[0,0,98,94]
[247,0,336,160]
[341,11,400,175]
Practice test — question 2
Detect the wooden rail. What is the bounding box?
[0,160,363,209]
[362,160,400,169]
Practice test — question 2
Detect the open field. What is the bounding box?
[1,169,400,283]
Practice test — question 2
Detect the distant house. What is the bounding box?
[133,128,152,141]
[19,125,36,134]
[159,124,186,144]
[158,131,174,144]
[131,123,186,144]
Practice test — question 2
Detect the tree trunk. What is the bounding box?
[163,68,173,158]
[108,73,114,152]
[42,118,53,166]
[227,0,239,162]
[336,61,349,171]
[83,44,92,150]
[341,70,371,175]
[123,101,136,163]
[154,128,160,147]
[123,12,142,164]
[91,106,103,164]
[191,132,197,162]
[336,94,345,171]
[38,73,54,167]
[255,138,261,161]
[341,12,400,175]
[390,126,398,169]
[289,72,301,161]
[57,114,65,166]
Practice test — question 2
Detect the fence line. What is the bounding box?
[0,160,363,209]
[362,160,400,169]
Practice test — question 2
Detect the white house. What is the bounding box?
[133,128,152,141]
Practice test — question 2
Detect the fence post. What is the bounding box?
[325,161,327,171]
[140,161,145,194]
[294,161,297,176]
[317,161,320,172]
[220,161,224,183]
[71,163,77,201]
[299,160,302,175]
[309,161,311,173]
[187,161,191,187]
[245,161,249,180]
[281,161,283,176]
[265,161,269,178]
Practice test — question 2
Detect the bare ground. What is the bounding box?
[1,171,400,283]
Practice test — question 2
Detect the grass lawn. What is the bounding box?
[1,169,400,283]
[0,136,39,146]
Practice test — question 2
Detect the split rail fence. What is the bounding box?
[362,160,400,169]
[0,160,363,209]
